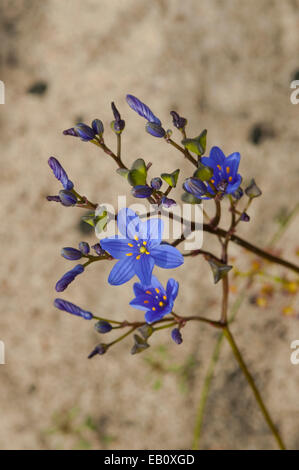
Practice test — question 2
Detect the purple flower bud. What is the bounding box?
[54,298,93,320]
[126,94,161,125]
[146,122,166,138]
[88,343,108,359]
[131,185,154,198]
[63,127,77,137]
[232,187,244,200]
[78,241,90,255]
[111,102,125,134]
[170,111,187,130]
[151,177,162,190]
[91,243,105,256]
[171,328,183,345]
[58,190,77,206]
[61,247,83,260]
[48,157,73,190]
[94,320,113,334]
[55,264,84,292]
[74,123,96,141]
[47,195,61,202]
[92,119,104,136]
[240,212,250,222]
[183,178,207,197]
[161,196,176,208]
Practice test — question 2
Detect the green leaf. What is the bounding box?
[161,169,180,188]
[181,192,202,204]
[128,158,147,186]
[116,168,129,179]
[207,258,232,284]
[193,162,213,181]
[182,129,207,156]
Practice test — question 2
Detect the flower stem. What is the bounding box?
[223,325,286,450]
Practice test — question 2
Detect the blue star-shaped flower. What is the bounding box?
[202,146,242,195]
[129,276,179,323]
[100,209,184,286]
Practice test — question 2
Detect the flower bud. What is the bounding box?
[55,264,84,292]
[92,119,104,136]
[150,177,162,190]
[91,243,105,256]
[47,195,61,202]
[94,320,113,334]
[78,241,90,255]
[74,123,96,141]
[126,94,161,125]
[145,121,166,138]
[54,298,93,320]
[171,328,183,345]
[245,179,262,198]
[131,185,153,198]
[161,196,176,208]
[88,343,108,359]
[63,127,77,137]
[61,247,83,260]
[232,187,244,200]
[170,110,187,130]
[59,190,77,206]
[48,156,73,190]
[183,178,207,197]
[240,212,250,222]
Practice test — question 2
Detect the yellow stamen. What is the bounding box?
[146,290,152,295]
[144,300,149,304]
[143,241,147,245]
[155,288,160,294]
[152,307,156,311]
[126,253,133,256]
[136,255,141,260]
[145,251,150,255]
[134,235,139,241]
[211,179,215,184]
[226,166,230,173]
[163,295,167,300]
[159,301,164,307]
[228,176,233,182]
[140,246,146,254]
[217,164,222,170]
[128,243,133,247]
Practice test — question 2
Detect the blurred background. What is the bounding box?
[0,0,299,450]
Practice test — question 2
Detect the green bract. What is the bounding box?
[193,161,213,181]
[161,169,180,188]
[182,129,207,156]
[127,158,147,186]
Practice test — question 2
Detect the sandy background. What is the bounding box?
[0,0,299,450]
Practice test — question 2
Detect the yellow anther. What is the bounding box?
[228,176,233,182]
[159,301,164,307]
[145,251,150,255]
[143,241,147,245]
[211,179,215,184]
[136,255,141,260]
[163,295,167,300]
[217,164,222,170]
[134,235,139,241]
[144,300,149,304]
[226,166,230,173]
[152,307,156,311]
[128,243,133,247]
[146,290,152,295]
[126,253,133,256]
[139,246,146,254]
[155,288,160,294]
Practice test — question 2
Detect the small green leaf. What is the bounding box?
[181,192,202,204]
[161,169,180,188]
[193,162,213,181]
[116,168,129,179]
[128,158,147,186]
[182,129,207,156]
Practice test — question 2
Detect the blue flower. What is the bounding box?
[126,94,161,125]
[100,208,184,286]
[54,298,93,320]
[48,157,73,190]
[201,146,242,195]
[55,264,84,292]
[129,276,179,323]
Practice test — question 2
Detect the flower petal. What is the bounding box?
[149,275,165,291]
[135,255,155,285]
[225,152,240,176]
[226,174,242,194]
[130,296,153,311]
[145,309,165,324]
[166,278,179,301]
[117,208,140,238]
[133,282,146,297]
[209,146,226,165]
[108,257,136,286]
[151,244,184,269]
[100,236,133,259]
[139,218,164,247]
